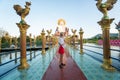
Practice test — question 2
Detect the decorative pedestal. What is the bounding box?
[41,29,46,54]
[17,23,30,70]
[98,18,115,71]
[79,28,84,54]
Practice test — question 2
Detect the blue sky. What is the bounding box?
[0,0,120,38]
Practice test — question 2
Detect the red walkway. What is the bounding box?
[42,49,87,80]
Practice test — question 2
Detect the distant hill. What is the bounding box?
[91,33,118,39]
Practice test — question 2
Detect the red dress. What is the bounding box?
[58,45,64,54]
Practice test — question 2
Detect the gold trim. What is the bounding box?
[18,58,30,70]
[101,59,116,71]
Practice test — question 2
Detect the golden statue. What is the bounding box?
[13,2,31,24]
[47,29,52,35]
[71,29,77,35]
[95,0,117,19]
[55,19,69,36]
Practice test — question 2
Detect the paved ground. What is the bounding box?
[42,49,87,80]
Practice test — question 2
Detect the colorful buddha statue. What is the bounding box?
[55,19,69,36]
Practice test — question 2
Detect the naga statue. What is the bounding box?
[95,0,117,19]
[13,2,31,24]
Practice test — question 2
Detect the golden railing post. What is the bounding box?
[71,29,77,47]
[41,29,46,54]
[79,28,84,54]
[98,19,115,71]
[16,23,30,69]
[47,29,52,48]
[13,1,31,70]
[95,0,117,71]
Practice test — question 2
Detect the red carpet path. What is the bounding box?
[42,49,87,80]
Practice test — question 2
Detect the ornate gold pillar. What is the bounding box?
[47,29,52,48]
[41,29,46,54]
[79,28,84,54]
[98,18,115,71]
[17,23,30,69]
[71,29,77,47]
[13,1,31,70]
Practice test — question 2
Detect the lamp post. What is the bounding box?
[79,28,84,54]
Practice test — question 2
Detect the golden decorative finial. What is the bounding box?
[95,0,117,19]
[47,29,52,35]
[13,2,31,24]
[80,28,83,32]
[42,28,45,33]
[71,29,77,35]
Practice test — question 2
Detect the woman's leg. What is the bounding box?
[60,54,63,64]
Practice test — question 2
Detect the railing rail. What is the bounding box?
[84,45,120,52]
[83,45,120,71]
[0,50,41,78]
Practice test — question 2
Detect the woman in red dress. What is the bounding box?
[58,32,66,69]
